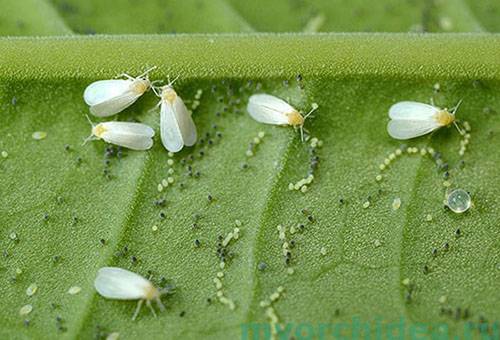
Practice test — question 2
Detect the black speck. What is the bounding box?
[194,239,201,247]
[99,238,106,245]
[257,262,267,271]
[179,311,186,317]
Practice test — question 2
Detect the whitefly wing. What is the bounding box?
[103,121,155,137]
[89,91,142,117]
[94,267,152,300]
[389,101,439,120]
[101,122,154,150]
[387,119,440,140]
[172,95,197,147]
[84,79,142,117]
[84,80,132,106]
[247,94,294,125]
[160,101,184,152]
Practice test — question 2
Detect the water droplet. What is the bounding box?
[446,189,471,213]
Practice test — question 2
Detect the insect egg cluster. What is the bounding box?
[288,137,322,193]
[213,225,241,310]
[259,286,285,338]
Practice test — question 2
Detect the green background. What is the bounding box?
[0,0,499,339]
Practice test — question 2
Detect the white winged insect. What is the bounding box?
[387,100,463,140]
[83,116,155,150]
[94,267,169,320]
[84,67,156,117]
[247,93,318,141]
[152,78,197,153]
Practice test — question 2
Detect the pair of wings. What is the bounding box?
[95,267,153,300]
[100,121,155,151]
[160,96,197,152]
[84,80,143,117]
[247,94,296,125]
[387,101,442,140]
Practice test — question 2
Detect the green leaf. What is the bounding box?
[0,0,71,36]
[0,34,499,340]
[2,0,497,35]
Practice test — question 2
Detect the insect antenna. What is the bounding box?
[451,99,463,114]
[303,103,319,120]
[300,103,319,142]
[138,66,158,79]
[82,115,97,146]
[166,75,180,87]
[451,99,465,135]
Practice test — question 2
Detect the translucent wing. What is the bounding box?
[101,123,154,150]
[89,91,142,117]
[84,80,132,105]
[247,94,294,125]
[387,119,440,140]
[173,95,197,147]
[389,101,439,120]
[160,101,184,152]
[102,121,155,138]
[94,267,151,300]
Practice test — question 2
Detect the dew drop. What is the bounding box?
[446,189,471,213]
